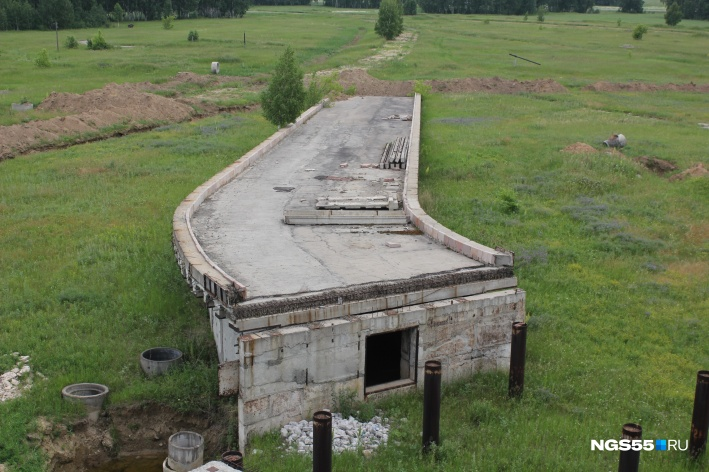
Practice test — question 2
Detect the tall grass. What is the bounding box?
[0,113,275,471]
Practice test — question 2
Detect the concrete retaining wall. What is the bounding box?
[403,94,513,267]
[237,288,525,449]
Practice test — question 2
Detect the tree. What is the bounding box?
[375,0,403,40]
[620,0,644,12]
[261,46,306,128]
[665,1,682,24]
[403,0,417,14]
[112,2,123,25]
[39,0,75,28]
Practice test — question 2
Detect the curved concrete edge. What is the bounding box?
[172,101,328,304]
[403,94,514,267]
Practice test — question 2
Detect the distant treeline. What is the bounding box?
[0,0,250,30]
[0,0,706,31]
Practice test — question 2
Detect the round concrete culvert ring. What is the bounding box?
[167,431,204,472]
[140,347,183,377]
[61,383,109,422]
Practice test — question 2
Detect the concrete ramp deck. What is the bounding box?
[190,97,499,315]
[177,96,524,449]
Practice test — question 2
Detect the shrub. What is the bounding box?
[88,30,111,49]
[64,35,79,49]
[632,24,648,40]
[413,80,432,97]
[375,0,404,40]
[35,49,51,68]
[188,30,199,41]
[498,188,520,214]
[403,0,417,15]
[261,46,305,127]
[665,2,682,26]
[162,14,175,30]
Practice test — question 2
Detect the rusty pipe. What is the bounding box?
[690,371,709,459]
[422,360,442,453]
[313,410,332,472]
[508,322,528,398]
[618,423,642,472]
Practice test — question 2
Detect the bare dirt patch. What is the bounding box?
[336,69,568,97]
[561,142,598,154]
[634,156,677,174]
[669,162,709,181]
[584,81,709,92]
[0,73,258,162]
[34,403,228,472]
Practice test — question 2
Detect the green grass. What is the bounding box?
[0,112,276,470]
[1,8,708,472]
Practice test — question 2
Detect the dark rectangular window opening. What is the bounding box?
[365,327,417,395]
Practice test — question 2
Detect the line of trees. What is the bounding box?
[0,0,250,30]
[1,0,706,30]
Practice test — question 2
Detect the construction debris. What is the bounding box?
[380,137,409,170]
[603,133,627,148]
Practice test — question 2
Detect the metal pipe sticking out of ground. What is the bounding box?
[508,322,528,398]
[618,423,642,472]
[690,370,709,459]
[313,410,332,472]
[422,360,442,453]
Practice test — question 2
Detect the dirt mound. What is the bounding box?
[428,76,567,94]
[635,156,677,174]
[584,81,709,92]
[669,162,709,181]
[338,69,414,96]
[337,69,568,97]
[38,83,194,120]
[561,142,598,154]
[1,82,198,161]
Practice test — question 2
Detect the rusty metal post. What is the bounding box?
[690,371,709,459]
[508,322,527,398]
[618,423,642,472]
[422,360,442,453]
[313,410,332,472]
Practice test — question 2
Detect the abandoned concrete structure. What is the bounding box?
[173,95,525,450]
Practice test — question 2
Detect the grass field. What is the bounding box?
[0,7,708,472]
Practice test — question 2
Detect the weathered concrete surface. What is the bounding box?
[173,95,527,452]
[191,97,486,303]
[237,289,525,449]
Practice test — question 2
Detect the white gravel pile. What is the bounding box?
[1,353,34,402]
[281,413,390,455]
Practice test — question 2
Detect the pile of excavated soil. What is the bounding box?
[427,76,567,94]
[0,82,196,161]
[584,81,709,92]
[669,162,709,181]
[635,156,677,174]
[561,142,598,154]
[336,69,568,97]
[0,73,260,161]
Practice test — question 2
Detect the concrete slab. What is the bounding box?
[191,97,484,304]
